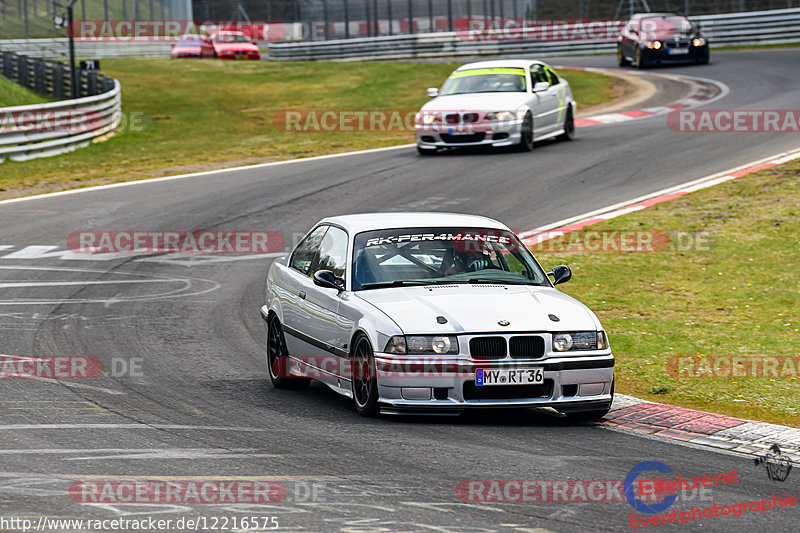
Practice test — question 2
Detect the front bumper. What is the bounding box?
[219,52,261,60]
[374,353,614,412]
[641,44,708,64]
[416,118,523,148]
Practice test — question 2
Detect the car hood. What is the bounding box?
[639,18,699,41]
[650,29,698,40]
[420,92,531,113]
[356,284,600,334]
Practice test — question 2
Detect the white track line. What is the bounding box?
[0,143,416,207]
[0,70,727,207]
[519,145,800,237]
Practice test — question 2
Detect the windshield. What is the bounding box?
[352,227,549,291]
[640,16,693,33]
[216,33,250,43]
[439,68,527,96]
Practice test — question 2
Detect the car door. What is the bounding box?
[201,35,213,57]
[283,225,353,381]
[281,225,329,360]
[621,20,637,58]
[544,66,570,130]
[303,225,353,374]
[529,64,559,135]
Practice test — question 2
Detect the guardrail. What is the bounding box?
[0,39,174,60]
[1,52,121,163]
[267,7,800,61]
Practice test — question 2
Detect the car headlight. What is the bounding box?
[486,111,514,121]
[416,112,439,125]
[692,37,706,47]
[552,332,608,352]
[384,335,459,355]
[646,40,662,49]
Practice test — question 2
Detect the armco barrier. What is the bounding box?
[267,7,800,61]
[1,52,121,163]
[0,39,173,60]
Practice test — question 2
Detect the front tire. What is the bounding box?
[617,46,631,67]
[557,107,575,141]
[516,112,534,152]
[351,335,380,417]
[635,47,646,69]
[267,315,310,389]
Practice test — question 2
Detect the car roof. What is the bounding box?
[454,59,543,71]
[632,12,683,19]
[318,212,510,235]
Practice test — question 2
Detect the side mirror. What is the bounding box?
[533,81,550,93]
[427,87,439,98]
[252,41,258,45]
[549,265,572,285]
[313,270,343,291]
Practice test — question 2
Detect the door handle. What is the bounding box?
[299,291,306,299]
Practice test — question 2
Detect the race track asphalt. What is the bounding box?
[0,49,798,532]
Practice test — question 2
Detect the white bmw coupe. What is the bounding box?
[415,60,576,154]
[261,213,613,418]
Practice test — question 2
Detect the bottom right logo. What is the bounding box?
[754,444,793,482]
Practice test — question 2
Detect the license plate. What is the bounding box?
[476,368,543,386]
[448,128,473,136]
[668,48,689,55]
[236,54,250,60]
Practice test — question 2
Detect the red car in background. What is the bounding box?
[200,32,261,60]
[171,35,203,58]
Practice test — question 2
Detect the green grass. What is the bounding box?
[0,76,49,107]
[0,59,612,197]
[0,1,136,39]
[532,162,800,427]
[559,67,613,106]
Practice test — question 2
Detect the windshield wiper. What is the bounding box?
[467,278,535,285]
[360,280,438,290]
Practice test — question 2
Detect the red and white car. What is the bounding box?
[200,32,260,60]
[171,35,203,58]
